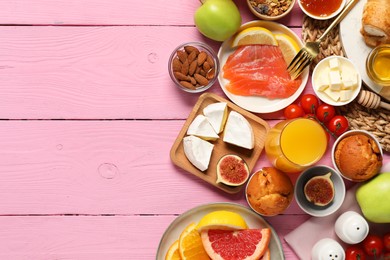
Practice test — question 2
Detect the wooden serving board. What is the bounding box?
[170,93,270,194]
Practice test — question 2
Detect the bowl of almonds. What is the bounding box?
[168,42,219,93]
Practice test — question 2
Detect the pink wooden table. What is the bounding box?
[0,0,388,259]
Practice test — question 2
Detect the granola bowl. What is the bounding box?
[247,0,296,20]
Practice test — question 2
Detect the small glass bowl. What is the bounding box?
[168,42,219,93]
[298,0,345,20]
[246,0,296,21]
[366,44,390,87]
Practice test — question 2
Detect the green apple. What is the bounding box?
[194,0,241,42]
[356,172,390,223]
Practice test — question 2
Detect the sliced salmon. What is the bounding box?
[223,45,302,100]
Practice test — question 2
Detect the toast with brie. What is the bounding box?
[361,0,390,47]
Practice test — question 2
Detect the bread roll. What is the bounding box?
[334,133,382,181]
[361,0,390,47]
[246,167,293,216]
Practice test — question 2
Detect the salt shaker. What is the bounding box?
[311,238,345,260]
[335,211,369,244]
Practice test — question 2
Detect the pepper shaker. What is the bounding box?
[311,238,345,260]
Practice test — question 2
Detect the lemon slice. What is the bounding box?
[232,27,278,47]
[196,210,248,232]
[274,33,300,65]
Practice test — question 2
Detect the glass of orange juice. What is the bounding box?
[265,118,327,173]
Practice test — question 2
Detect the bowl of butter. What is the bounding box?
[312,56,362,106]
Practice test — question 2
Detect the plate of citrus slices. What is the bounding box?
[218,20,309,114]
[156,202,284,259]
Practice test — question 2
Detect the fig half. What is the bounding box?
[216,154,249,186]
[304,172,335,206]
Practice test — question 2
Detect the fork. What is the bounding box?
[287,0,359,79]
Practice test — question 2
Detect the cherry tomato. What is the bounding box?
[316,104,336,123]
[363,234,384,257]
[384,233,390,252]
[384,252,390,260]
[327,115,349,136]
[346,246,366,260]
[284,104,305,119]
[300,94,319,114]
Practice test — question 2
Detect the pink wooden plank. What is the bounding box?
[0,0,303,27]
[0,26,305,120]
[0,120,386,215]
[0,215,306,259]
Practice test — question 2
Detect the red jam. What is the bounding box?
[300,0,343,17]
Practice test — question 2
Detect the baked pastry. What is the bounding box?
[334,133,383,181]
[246,167,293,216]
[361,0,390,47]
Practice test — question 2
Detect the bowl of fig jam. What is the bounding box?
[298,0,345,20]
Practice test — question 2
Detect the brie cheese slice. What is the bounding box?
[183,135,214,171]
[223,111,254,150]
[187,115,219,140]
[203,102,228,134]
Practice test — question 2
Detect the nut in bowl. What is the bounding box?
[168,42,219,93]
[247,0,296,20]
[312,56,362,106]
[298,0,346,20]
[294,165,346,217]
[332,130,383,182]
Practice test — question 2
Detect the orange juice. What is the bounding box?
[265,118,327,173]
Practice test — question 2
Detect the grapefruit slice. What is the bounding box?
[261,248,270,260]
[201,228,271,260]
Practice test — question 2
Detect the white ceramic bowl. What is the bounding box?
[331,130,383,181]
[298,0,346,20]
[312,56,362,106]
[295,165,346,217]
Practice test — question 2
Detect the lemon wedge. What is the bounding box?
[274,33,300,65]
[232,27,278,47]
[196,210,248,232]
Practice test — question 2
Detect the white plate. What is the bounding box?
[218,20,309,114]
[339,0,390,101]
[156,202,285,259]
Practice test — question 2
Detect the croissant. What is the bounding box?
[361,0,390,47]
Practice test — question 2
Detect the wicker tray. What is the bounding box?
[302,16,390,152]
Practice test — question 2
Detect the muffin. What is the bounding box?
[246,167,293,216]
[334,133,383,182]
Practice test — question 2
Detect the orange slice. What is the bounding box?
[165,240,181,260]
[179,223,210,260]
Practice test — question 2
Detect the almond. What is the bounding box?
[189,76,197,85]
[174,71,189,81]
[199,69,206,77]
[181,59,189,75]
[203,61,211,72]
[176,50,187,63]
[172,58,182,72]
[206,55,215,67]
[194,73,209,86]
[189,60,197,76]
[184,46,199,55]
[206,68,215,80]
[180,81,196,89]
[198,51,207,66]
[187,51,197,63]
